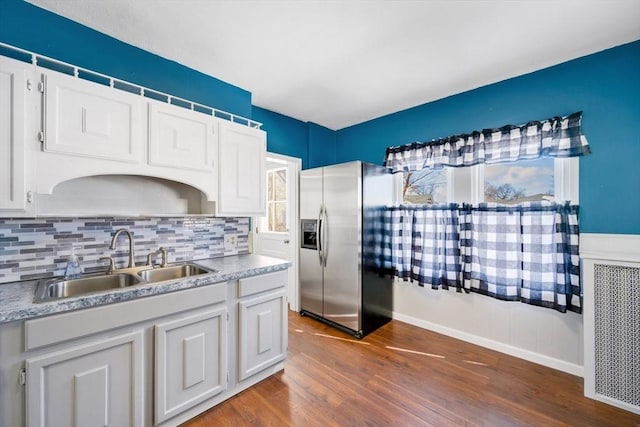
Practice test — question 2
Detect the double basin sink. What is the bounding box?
[35,263,214,303]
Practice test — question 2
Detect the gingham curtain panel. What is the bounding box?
[386,204,463,291]
[383,111,591,173]
[461,202,581,313]
[363,206,394,273]
[382,202,581,313]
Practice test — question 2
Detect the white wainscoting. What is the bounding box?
[392,282,584,376]
[392,232,640,382]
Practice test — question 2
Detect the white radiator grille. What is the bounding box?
[593,264,640,407]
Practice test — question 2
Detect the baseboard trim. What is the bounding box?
[392,311,584,377]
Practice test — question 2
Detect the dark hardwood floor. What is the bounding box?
[183,311,640,426]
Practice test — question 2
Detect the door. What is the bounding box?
[299,167,323,316]
[323,162,362,332]
[25,330,144,427]
[253,153,301,311]
[0,56,28,211]
[217,119,266,216]
[154,307,227,424]
[148,101,215,172]
[238,288,287,381]
[43,69,143,163]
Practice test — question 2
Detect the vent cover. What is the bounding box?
[593,264,640,408]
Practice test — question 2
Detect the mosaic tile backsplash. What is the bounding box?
[0,217,250,284]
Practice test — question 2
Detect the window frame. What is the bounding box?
[394,157,579,205]
[265,166,288,233]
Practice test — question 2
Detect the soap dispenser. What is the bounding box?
[64,247,82,279]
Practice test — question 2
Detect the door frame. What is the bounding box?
[253,152,301,312]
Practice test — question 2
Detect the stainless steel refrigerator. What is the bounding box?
[299,161,393,338]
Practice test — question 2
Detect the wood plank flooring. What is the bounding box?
[183,311,640,426]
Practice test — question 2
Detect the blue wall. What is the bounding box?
[253,107,336,169]
[307,122,336,168]
[252,107,309,168]
[0,0,251,118]
[336,41,640,235]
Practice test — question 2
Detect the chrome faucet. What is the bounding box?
[146,247,168,268]
[109,229,135,269]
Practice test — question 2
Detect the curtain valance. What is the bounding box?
[383,111,591,173]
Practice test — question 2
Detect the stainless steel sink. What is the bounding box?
[35,273,143,302]
[137,263,213,283]
[34,262,215,303]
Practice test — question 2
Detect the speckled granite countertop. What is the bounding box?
[0,254,290,324]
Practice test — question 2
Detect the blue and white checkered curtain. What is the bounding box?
[387,204,463,291]
[363,206,393,273]
[460,202,581,313]
[383,111,591,173]
[381,202,581,313]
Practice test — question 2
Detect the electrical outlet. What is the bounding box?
[224,235,237,250]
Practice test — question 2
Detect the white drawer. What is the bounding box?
[238,270,288,298]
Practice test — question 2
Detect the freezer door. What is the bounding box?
[299,167,323,316]
[322,162,362,332]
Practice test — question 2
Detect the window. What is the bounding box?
[266,168,287,232]
[400,168,448,204]
[477,157,578,204]
[395,157,578,206]
[484,158,554,204]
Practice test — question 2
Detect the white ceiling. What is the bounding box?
[26,0,640,130]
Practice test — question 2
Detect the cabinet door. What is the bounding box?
[0,57,28,211]
[148,102,215,172]
[218,120,266,216]
[43,70,142,162]
[238,288,287,381]
[154,307,228,424]
[25,330,144,427]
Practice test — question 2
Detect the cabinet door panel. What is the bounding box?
[25,330,144,427]
[238,289,287,381]
[155,307,227,424]
[44,70,142,162]
[148,103,214,172]
[0,57,27,210]
[218,120,266,216]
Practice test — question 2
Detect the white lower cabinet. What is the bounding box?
[237,270,288,382]
[238,290,287,381]
[155,308,228,424]
[25,330,145,427]
[2,270,289,427]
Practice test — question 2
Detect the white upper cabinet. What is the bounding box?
[35,68,219,205]
[43,70,143,163]
[0,51,269,216]
[0,56,32,212]
[217,120,266,216]
[148,101,215,172]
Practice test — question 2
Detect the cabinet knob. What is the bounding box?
[284,240,290,244]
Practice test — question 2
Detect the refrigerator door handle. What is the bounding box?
[317,205,324,266]
[322,206,328,267]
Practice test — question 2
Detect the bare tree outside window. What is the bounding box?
[267,168,287,232]
[484,158,554,204]
[402,168,447,204]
